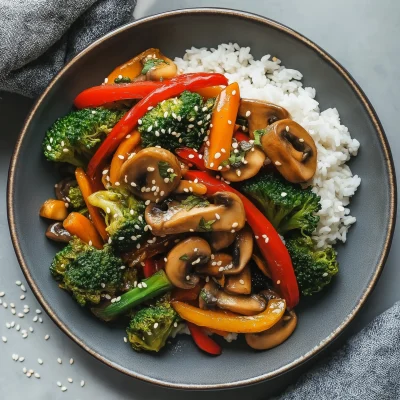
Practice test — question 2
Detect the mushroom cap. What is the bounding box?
[209,231,236,251]
[245,310,297,350]
[165,237,211,289]
[225,265,252,295]
[45,222,72,243]
[119,147,182,201]
[261,119,317,183]
[145,191,246,236]
[238,99,290,137]
[196,253,233,277]
[145,54,177,81]
[221,146,266,182]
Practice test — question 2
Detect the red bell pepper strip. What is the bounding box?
[234,131,250,142]
[184,171,299,309]
[175,147,206,171]
[73,81,165,109]
[187,322,222,356]
[87,73,229,187]
[143,257,165,278]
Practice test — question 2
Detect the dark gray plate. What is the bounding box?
[7,8,396,390]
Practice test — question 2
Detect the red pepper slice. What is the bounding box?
[73,81,165,109]
[143,257,165,278]
[87,73,229,187]
[184,171,299,309]
[234,131,250,142]
[187,322,222,356]
[175,147,206,171]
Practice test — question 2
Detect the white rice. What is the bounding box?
[175,43,361,249]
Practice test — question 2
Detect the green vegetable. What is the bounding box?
[114,76,132,84]
[198,217,215,232]
[286,235,339,296]
[139,91,215,152]
[240,172,321,236]
[68,186,85,210]
[253,129,264,146]
[88,188,148,252]
[126,295,179,352]
[221,139,254,168]
[93,270,174,321]
[42,108,125,167]
[141,58,167,75]
[50,237,126,306]
[179,254,189,261]
[158,161,177,182]
[181,195,210,211]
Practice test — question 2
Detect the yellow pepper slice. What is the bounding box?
[172,299,286,333]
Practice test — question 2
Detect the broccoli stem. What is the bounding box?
[93,270,173,321]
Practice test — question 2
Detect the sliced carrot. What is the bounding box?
[75,167,108,242]
[39,199,68,221]
[194,86,224,99]
[63,212,103,249]
[204,82,240,170]
[109,130,141,185]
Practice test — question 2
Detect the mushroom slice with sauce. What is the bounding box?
[200,280,266,316]
[165,237,211,289]
[209,231,236,251]
[225,266,251,295]
[221,145,266,182]
[245,309,297,350]
[238,99,290,138]
[173,180,207,196]
[224,225,253,275]
[46,222,72,243]
[196,253,233,277]
[145,192,245,236]
[120,147,181,202]
[260,119,317,183]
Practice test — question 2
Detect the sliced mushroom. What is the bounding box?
[209,231,236,251]
[238,99,290,138]
[46,222,72,243]
[225,266,251,295]
[120,147,181,202]
[174,180,207,196]
[54,178,77,202]
[145,192,245,236]
[261,119,317,183]
[259,289,281,302]
[221,146,266,182]
[200,280,266,316]
[165,237,211,289]
[145,54,177,81]
[252,253,271,278]
[224,225,253,275]
[196,253,233,277]
[245,310,297,350]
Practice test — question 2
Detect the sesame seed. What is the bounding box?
[16,324,20,331]
[2,336,7,343]
[29,327,33,332]
[35,373,40,379]
[61,386,67,392]
[3,302,7,308]
[118,74,122,79]
[0,292,4,297]
[38,358,43,365]
[245,110,252,117]
[26,372,32,378]
[138,119,143,125]
[186,275,191,281]
[57,358,62,364]
[57,381,62,387]
[17,313,24,318]
[147,166,155,172]
[322,272,329,277]
[189,228,194,232]
[114,181,120,186]
[281,192,287,197]
[5,322,10,329]
[232,90,237,95]
[36,309,41,314]
[275,161,282,166]
[236,169,241,177]
[277,280,281,285]
[46,145,52,151]
[19,356,25,362]
[286,126,289,132]
[227,120,232,125]
[16,281,22,286]
[21,285,26,292]
[215,152,221,159]
[39,317,43,323]
[210,162,214,168]
[145,200,151,206]
[231,229,235,233]
[154,323,159,329]
[68,377,73,383]
[63,148,69,153]
[117,155,124,160]
[11,309,16,315]
[188,154,195,159]
[23,367,27,373]
[299,138,305,142]
[81,380,85,387]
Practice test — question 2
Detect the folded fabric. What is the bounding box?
[0,0,136,97]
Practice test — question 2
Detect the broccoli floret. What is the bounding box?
[240,173,321,236]
[139,91,215,151]
[50,238,126,306]
[126,295,179,352]
[50,237,91,280]
[43,108,125,167]
[286,235,339,296]
[88,188,148,252]
[68,186,85,209]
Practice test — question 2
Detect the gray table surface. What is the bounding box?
[1,0,399,398]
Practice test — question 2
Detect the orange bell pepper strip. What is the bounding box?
[207,328,230,337]
[194,86,224,99]
[63,212,103,249]
[109,130,141,185]
[204,82,240,170]
[75,168,108,242]
[172,299,286,333]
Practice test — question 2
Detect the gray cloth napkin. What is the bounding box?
[1,1,399,399]
[0,0,136,97]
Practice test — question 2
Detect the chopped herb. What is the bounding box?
[141,59,168,75]
[198,217,215,232]
[223,139,255,168]
[181,195,210,211]
[158,161,177,182]
[114,76,132,84]
[253,129,265,146]
[179,254,189,261]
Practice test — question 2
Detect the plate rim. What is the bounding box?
[7,7,397,390]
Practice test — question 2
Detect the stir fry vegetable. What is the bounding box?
[40,48,332,356]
